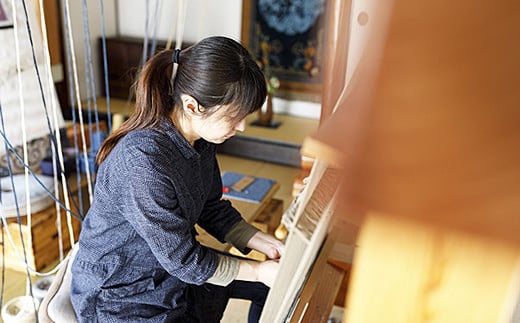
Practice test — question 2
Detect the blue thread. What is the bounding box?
[149,0,161,59]
[81,0,101,189]
[18,0,84,219]
[99,0,112,133]
[142,0,150,66]
[18,0,68,185]
[62,0,85,215]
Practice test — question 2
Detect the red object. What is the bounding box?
[222,186,230,193]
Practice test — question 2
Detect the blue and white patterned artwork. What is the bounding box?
[244,0,329,96]
[258,0,326,36]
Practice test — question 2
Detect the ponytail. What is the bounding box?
[96,50,175,164]
[96,36,267,165]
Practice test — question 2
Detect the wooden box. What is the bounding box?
[1,204,82,272]
[1,176,89,272]
[252,198,284,235]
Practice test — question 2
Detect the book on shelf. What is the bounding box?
[221,171,276,204]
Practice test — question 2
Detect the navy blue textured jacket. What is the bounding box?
[70,119,245,321]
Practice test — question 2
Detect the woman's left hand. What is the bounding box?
[247,231,285,259]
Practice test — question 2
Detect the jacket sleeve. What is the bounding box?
[196,158,247,244]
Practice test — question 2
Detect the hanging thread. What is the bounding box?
[62,0,94,205]
[169,0,187,86]
[99,0,111,133]
[10,0,35,298]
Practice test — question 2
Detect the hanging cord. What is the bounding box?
[148,0,162,59]
[22,0,88,272]
[17,0,77,217]
[123,0,162,111]
[81,0,102,192]
[0,101,32,279]
[81,0,102,140]
[61,0,85,220]
[19,0,78,254]
[1,104,77,278]
[0,209,4,310]
[0,107,36,318]
[0,135,82,221]
[0,135,83,218]
[0,101,28,310]
[19,0,84,263]
[62,0,94,205]
[36,0,78,264]
[164,5,176,50]
[0,160,38,321]
[99,0,111,133]
[9,0,35,300]
[0,85,82,277]
[141,0,163,75]
[81,0,93,167]
[0,123,74,278]
[142,0,150,67]
[169,0,187,86]
[39,0,65,262]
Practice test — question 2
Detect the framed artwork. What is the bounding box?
[0,0,13,29]
[241,0,329,102]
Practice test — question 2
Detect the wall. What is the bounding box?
[71,0,382,120]
[116,0,243,43]
[67,1,376,120]
[114,0,322,119]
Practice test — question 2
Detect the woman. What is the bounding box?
[71,36,284,322]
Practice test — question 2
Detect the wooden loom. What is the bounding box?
[260,159,353,322]
[260,0,520,322]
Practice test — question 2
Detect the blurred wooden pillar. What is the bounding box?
[301,0,353,222]
[302,0,520,321]
[345,214,520,323]
[293,0,352,202]
[320,0,352,123]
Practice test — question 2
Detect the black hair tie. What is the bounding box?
[173,49,181,64]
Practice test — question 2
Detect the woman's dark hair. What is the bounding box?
[96,36,267,164]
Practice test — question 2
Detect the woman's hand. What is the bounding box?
[236,259,279,288]
[247,231,285,259]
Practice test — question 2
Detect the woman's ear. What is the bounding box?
[180,94,205,117]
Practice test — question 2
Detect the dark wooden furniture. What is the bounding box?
[98,36,193,100]
[98,36,164,100]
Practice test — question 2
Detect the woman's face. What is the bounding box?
[192,106,247,144]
